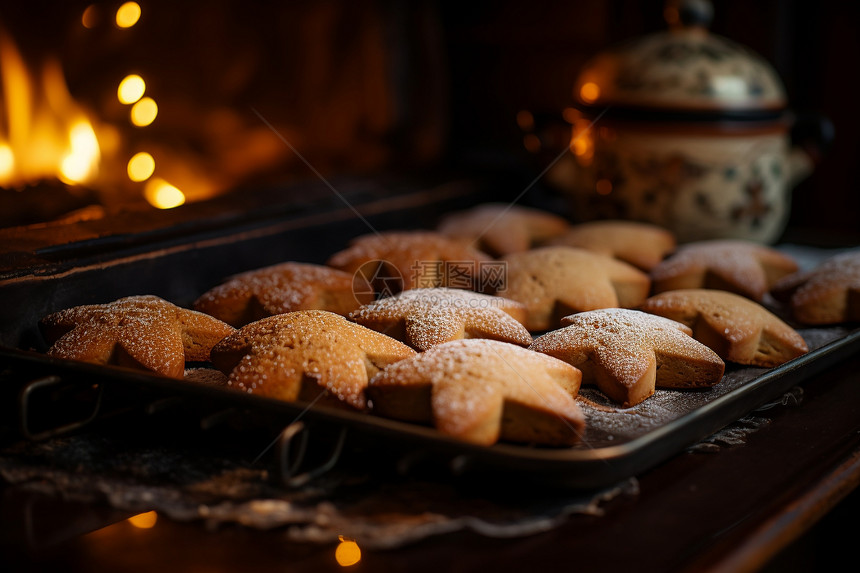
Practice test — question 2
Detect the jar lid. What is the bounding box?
[573,0,786,119]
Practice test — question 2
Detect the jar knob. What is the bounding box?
[664,0,713,30]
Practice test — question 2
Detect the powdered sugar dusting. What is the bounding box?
[349,287,531,350]
[41,295,234,379]
[641,289,809,365]
[370,339,583,445]
[437,203,569,255]
[567,324,852,446]
[327,231,492,290]
[782,250,860,322]
[211,310,415,410]
[501,246,650,330]
[532,308,709,382]
[549,220,676,271]
[651,240,798,300]
[194,262,360,326]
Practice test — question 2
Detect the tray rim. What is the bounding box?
[3,326,859,487]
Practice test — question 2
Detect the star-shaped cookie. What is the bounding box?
[530,308,724,407]
[436,203,570,256]
[650,240,798,301]
[327,231,492,294]
[348,288,532,351]
[771,249,860,325]
[499,246,651,331]
[40,295,236,379]
[210,310,415,410]
[640,289,809,366]
[368,339,584,446]
[193,262,372,327]
[548,220,676,271]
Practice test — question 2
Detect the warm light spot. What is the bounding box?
[580,82,601,104]
[596,179,613,195]
[516,110,534,131]
[0,31,103,187]
[127,151,155,181]
[145,178,185,209]
[335,536,361,567]
[116,2,141,28]
[571,137,588,156]
[127,511,158,529]
[117,74,145,104]
[82,5,100,28]
[130,97,158,126]
[562,107,580,124]
[523,134,541,154]
[59,121,100,184]
[0,144,15,180]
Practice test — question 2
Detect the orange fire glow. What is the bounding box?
[0,31,102,189]
[335,536,361,567]
[127,511,158,529]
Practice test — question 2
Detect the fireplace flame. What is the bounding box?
[0,30,101,189]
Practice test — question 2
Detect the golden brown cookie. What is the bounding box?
[548,220,676,271]
[193,262,371,327]
[436,203,570,256]
[210,310,415,410]
[771,250,860,325]
[530,308,724,407]
[348,287,531,351]
[499,246,651,331]
[327,231,493,294]
[650,240,798,301]
[368,339,584,446]
[640,289,808,366]
[40,295,235,379]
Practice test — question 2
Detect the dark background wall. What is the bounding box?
[440,0,858,243]
[0,0,857,241]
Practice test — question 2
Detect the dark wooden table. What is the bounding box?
[2,349,858,573]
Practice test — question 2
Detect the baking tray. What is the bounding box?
[3,325,858,489]
[1,187,858,488]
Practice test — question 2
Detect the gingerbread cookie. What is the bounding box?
[437,203,570,256]
[327,231,493,294]
[640,289,808,366]
[771,250,860,325]
[368,339,584,446]
[194,262,371,327]
[40,295,235,379]
[650,240,798,301]
[499,246,651,331]
[530,308,724,407]
[549,220,676,271]
[210,310,415,410]
[349,287,531,351]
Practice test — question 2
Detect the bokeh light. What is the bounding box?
[335,537,361,567]
[144,178,185,209]
[117,74,146,105]
[130,97,158,126]
[116,2,141,28]
[127,511,158,529]
[127,151,155,182]
[82,5,100,29]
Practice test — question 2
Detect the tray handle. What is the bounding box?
[19,376,104,441]
[274,421,347,488]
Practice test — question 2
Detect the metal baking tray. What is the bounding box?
[3,326,858,489]
[2,187,858,488]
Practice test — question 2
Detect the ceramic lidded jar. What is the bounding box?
[556,0,817,244]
